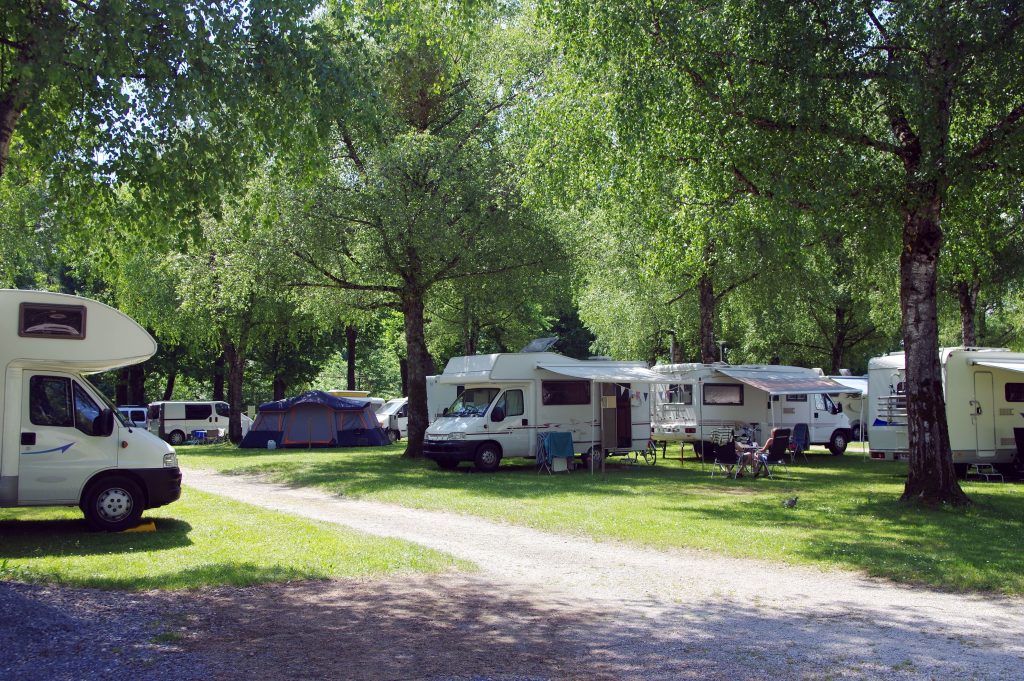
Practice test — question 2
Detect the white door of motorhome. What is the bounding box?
[811,394,833,442]
[973,371,996,456]
[19,373,115,503]
[488,387,531,457]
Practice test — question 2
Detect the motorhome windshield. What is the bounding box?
[447,388,500,417]
[379,399,405,416]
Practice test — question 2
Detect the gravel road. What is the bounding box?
[3,468,1022,680]
[180,468,1024,680]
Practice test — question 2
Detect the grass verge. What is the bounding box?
[0,485,467,590]
[181,441,1024,596]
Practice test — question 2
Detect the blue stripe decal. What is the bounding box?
[23,442,74,455]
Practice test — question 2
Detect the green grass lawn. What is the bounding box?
[180,441,1024,596]
[0,486,467,590]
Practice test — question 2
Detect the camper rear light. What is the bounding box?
[869,451,886,460]
[163,452,178,467]
[685,427,696,434]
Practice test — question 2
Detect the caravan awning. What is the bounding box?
[717,368,852,395]
[536,363,665,383]
[971,359,1024,374]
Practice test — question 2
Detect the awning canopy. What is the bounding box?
[971,359,1024,375]
[717,368,852,395]
[536,363,666,383]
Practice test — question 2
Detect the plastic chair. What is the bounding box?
[759,427,792,478]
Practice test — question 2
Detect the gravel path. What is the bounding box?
[178,468,1024,680]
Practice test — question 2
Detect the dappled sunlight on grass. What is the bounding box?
[181,442,1024,595]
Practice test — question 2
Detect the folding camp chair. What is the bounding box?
[703,427,735,475]
[758,427,792,478]
[538,431,575,473]
[788,423,810,464]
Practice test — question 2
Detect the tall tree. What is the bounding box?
[291,3,561,458]
[546,0,1024,505]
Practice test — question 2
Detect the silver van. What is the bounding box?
[148,400,230,445]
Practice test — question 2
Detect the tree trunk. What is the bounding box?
[698,273,717,363]
[829,306,848,374]
[957,281,979,347]
[399,357,408,397]
[212,353,226,401]
[401,292,430,458]
[221,339,246,443]
[128,364,146,404]
[273,375,287,401]
[899,201,970,505]
[346,324,357,390]
[116,368,129,405]
[0,80,28,180]
[162,369,177,401]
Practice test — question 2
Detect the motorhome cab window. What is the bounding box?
[541,381,590,405]
[494,390,525,417]
[703,384,743,405]
[448,388,500,416]
[19,303,87,339]
[1006,383,1024,402]
[73,383,102,436]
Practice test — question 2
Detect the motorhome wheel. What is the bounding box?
[474,444,501,473]
[168,430,186,446]
[828,430,848,456]
[83,476,144,532]
[388,428,401,443]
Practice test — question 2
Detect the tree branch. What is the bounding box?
[292,250,402,294]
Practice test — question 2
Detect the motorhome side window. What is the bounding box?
[29,376,74,427]
[668,384,693,405]
[1006,383,1024,402]
[541,381,590,405]
[185,404,212,420]
[495,390,525,417]
[215,402,230,417]
[786,394,808,402]
[19,303,86,339]
[703,384,743,406]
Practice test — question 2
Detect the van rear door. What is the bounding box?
[19,373,116,503]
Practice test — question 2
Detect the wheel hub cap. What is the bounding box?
[96,488,133,522]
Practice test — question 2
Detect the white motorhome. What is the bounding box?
[650,363,855,454]
[867,348,1024,475]
[826,376,868,440]
[424,353,660,471]
[147,400,230,445]
[0,290,181,531]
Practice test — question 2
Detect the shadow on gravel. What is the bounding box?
[0,517,193,559]
[164,574,1023,681]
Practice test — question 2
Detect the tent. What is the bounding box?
[239,390,390,449]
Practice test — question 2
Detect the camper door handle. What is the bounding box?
[522,419,528,426]
[21,432,36,446]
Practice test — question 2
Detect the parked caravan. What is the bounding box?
[424,352,661,471]
[147,400,230,445]
[0,290,181,531]
[650,363,854,454]
[867,348,1024,475]
[827,376,868,440]
[117,405,148,429]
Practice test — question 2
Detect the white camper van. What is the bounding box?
[424,353,660,471]
[650,363,855,454]
[867,348,1024,475]
[0,290,181,531]
[827,376,868,440]
[147,400,230,445]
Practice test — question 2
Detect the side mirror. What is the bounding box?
[491,407,505,422]
[834,403,843,414]
[442,407,449,416]
[94,408,115,437]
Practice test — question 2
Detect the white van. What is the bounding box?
[0,290,181,531]
[376,398,408,442]
[424,352,661,471]
[117,405,148,429]
[650,363,854,454]
[868,348,1024,475]
[147,400,230,445]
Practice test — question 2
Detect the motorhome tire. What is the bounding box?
[387,429,400,443]
[474,444,501,473]
[828,430,848,456]
[82,476,145,532]
[168,430,186,446]
[436,456,459,470]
